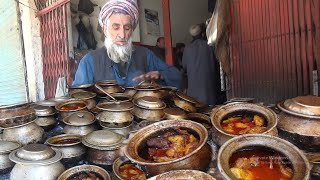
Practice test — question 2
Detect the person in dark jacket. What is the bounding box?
[152,37,166,62]
[73,0,181,88]
[182,24,217,105]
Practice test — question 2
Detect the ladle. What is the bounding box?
[94,84,117,102]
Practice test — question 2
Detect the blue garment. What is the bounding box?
[73,46,181,88]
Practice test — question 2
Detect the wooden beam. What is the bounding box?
[162,0,173,65]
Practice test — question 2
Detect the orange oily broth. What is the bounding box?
[60,103,85,110]
[119,163,145,180]
[229,148,293,180]
[221,114,267,135]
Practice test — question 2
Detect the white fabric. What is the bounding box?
[55,76,67,97]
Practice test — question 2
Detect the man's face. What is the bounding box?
[103,13,133,46]
[158,38,165,49]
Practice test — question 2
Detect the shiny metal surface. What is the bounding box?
[57,165,110,180]
[63,111,95,126]
[133,96,166,109]
[82,130,124,150]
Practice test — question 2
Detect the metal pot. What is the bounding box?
[98,93,132,104]
[62,111,96,136]
[2,120,44,145]
[55,99,88,119]
[70,91,97,110]
[148,170,215,180]
[123,86,137,97]
[173,91,197,113]
[217,134,310,180]
[9,144,65,180]
[132,96,166,121]
[0,140,21,174]
[124,120,212,176]
[113,157,146,180]
[95,80,124,95]
[96,101,134,128]
[163,108,187,120]
[46,134,86,167]
[82,130,125,166]
[211,102,278,146]
[277,95,320,152]
[68,84,94,95]
[58,164,111,180]
[34,116,57,131]
[133,84,163,99]
[0,102,36,128]
[31,104,56,117]
[101,122,133,138]
[304,151,320,179]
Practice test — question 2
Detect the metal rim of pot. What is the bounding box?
[147,170,215,180]
[112,157,146,180]
[217,134,311,180]
[124,119,208,166]
[0,140,21,154]
[175,91,197,104]
[0,119,37,129]
[57,164,111,180]
[55,99,88,112]
[46,134,82,147]
[62,111,96,126]
[133,96,166,110]
[70,91,96,100]
[211,102,278,137]
[97,101,134,112]
[31,104,56,117]
[82,129,125,150]
[172,96,197,113]
[68,83,93,89]
[9,144,63,165]
[277,99,320,119]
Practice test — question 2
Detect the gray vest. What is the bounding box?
[91,47,148,83]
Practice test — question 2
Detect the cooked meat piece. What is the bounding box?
[234,157,251,169]
[230,167,254,180]
[147,137,170,148]
[168,135,185,145]
[238,127,250,135]
[235,122,249,129]
[185,141,199,154]
[176,128,189,135]
[222,117,242,124]
[253,115,265,126]
[249,156,260,167]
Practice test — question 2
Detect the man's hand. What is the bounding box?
[133,71,162,82]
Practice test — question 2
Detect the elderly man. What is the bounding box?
[73,0,181,88]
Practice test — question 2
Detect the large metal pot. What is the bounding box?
[46,134,86,167]
[58,164,111,180]
[277,95,320,152]
[0,102,36,128]
[132,96,166,121]
[211,102,278,146]
[217,134,310,180]
[96,101,134,128]
[0,140,21,174]
[62,111,96,136]
[71,91,97,110]
[82,130,125,166]
[2,120,44,145]
[55,99,88,119]
[124,120,212,176]
[133,84,163,99]
[9,144,65,180]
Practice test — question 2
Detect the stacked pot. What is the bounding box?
[1,103,44,145]
[32,102,57,131]
[62,111,96,136]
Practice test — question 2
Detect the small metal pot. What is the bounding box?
[98,93,132,104]
[112,157,146,180]
[133,84,163,99]
[82,130,125,166]
[132,96,166,121]
[62,111,96,136]
[217,134,310,180]
[211,102,278,146]
[96,101,134,128]
[173,91,197,113]
[163,108,187,120]
[9,144,65,180]
[124,120,212,176]
[94,80,124,95]
[0,140,21,174]
[46,134,86,167]
[58,164,111,180]
[0,102,36,128]
[71,91,97,110]
[34,116,57,131]
[31,104,56,117]
[55,99,88,120]
[2,120,44,145]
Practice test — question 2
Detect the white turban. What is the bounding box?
[98,0,139,30]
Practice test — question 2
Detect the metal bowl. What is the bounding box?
[57,164,110,180]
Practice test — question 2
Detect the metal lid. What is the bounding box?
[63,111,95,126]
[0,140,21,154]
[97,101,133,111]
[36,100,57,107]
[82,130,124,150]
[71,91,96,100]
[133,96,166,109]
[96,80,117,86]
[9,144,63,165]
[279,95,320,118]
[134,84,160,91]
[32,104,55,116]
[68,84,93,89]
[175,91,197,104]
[50,96,71,103]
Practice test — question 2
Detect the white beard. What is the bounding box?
[104,34,133,63]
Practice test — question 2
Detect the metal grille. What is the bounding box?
[36,0,70,98]
[229,0,320,104]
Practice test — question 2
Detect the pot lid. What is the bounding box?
[31,104,55,116]
[9,144,63,165]
[36,99,57,107]
[50,96,70,103]
[96,80,117,86]
[82,130,124,150]
[97,101,133,111]
[0,140,21,154]
[279,95,320,118]
[69,84,93,89]
[164,108,186,117]
[134,84,160,91]
[71,91,96,99]
[63,111,95,126]
[175,91,197,104]
[133,96,166,109]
